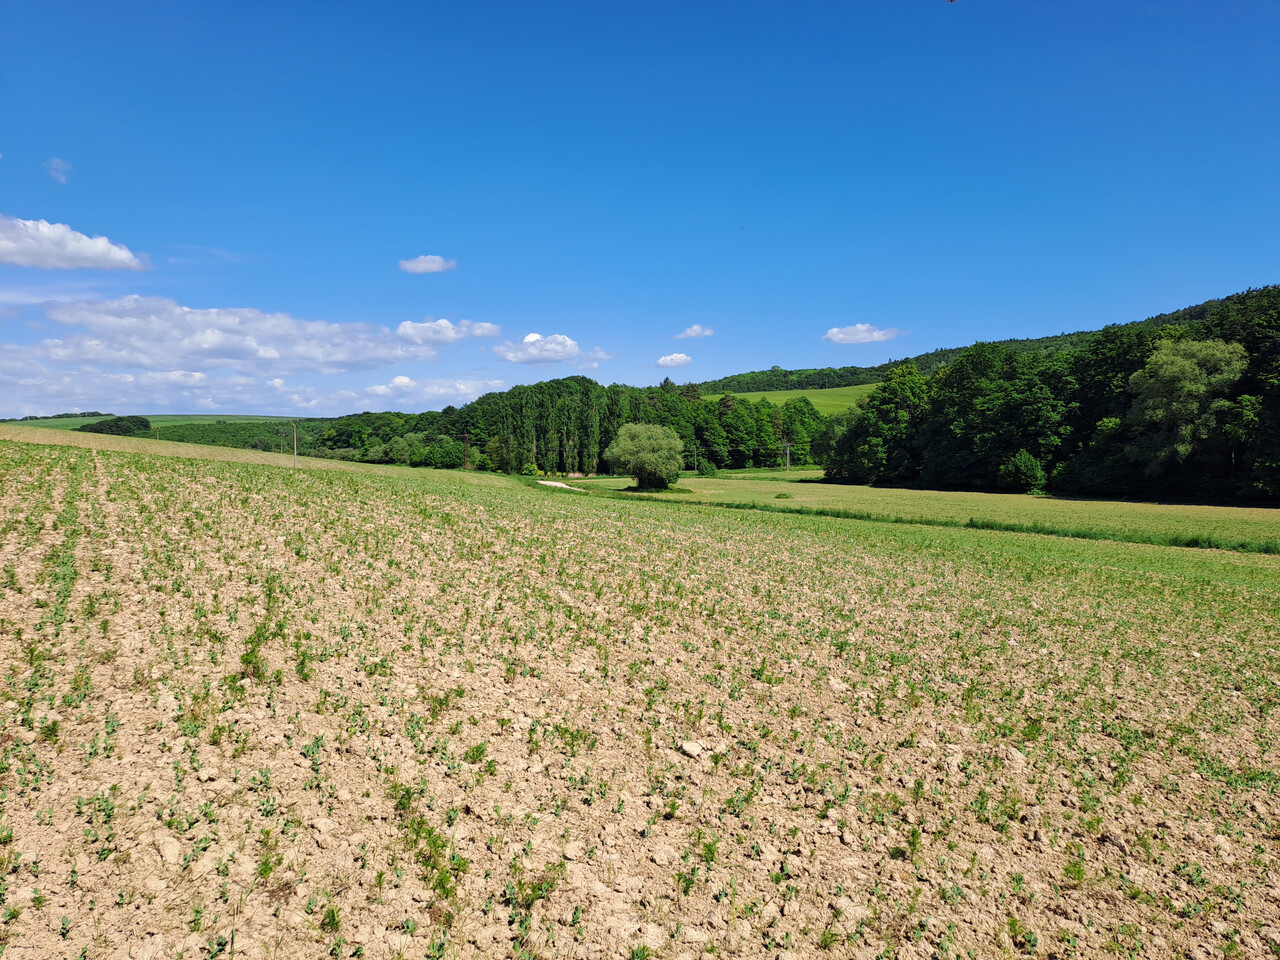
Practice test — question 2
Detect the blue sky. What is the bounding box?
[2,1,1278,416]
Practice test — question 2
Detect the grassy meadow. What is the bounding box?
[700,384,877,415]
[575,474,1280,554]
[1,427,1278,959]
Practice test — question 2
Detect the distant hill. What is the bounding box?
[694,295,1214,395]
[699,384,877,415]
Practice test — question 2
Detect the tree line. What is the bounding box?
[145,379,827,474]
[293,378,830,473]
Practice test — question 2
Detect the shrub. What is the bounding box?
[696,459,719,477]
[998,449,1047,493]
[76,415,151,436]
[604,424,684,490]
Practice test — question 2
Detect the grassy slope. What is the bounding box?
[2,429,1279,958]
[701,383,877,413]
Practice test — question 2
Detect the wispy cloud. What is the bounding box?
[0,280,107,306]
[822,323,900,344]
[396,318,500,344]
[44,158,71,184]
[657,352,691,368]
[574,347,614,371]
[676,324,713,338]
[399,254,457,274]
[0,215,146,271]
[41,295,440,375]
[0,342,365,417]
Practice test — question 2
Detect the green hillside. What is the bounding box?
[700,383,877,414]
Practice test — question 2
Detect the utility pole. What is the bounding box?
[463,431,470,470]
[782,441,791,472]
[292,420,298,468]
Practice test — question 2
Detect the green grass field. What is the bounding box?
[5,413,286,431]
[701,382,877,413]
[574,473,1280,552]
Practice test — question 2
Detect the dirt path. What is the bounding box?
[536,480,586,492]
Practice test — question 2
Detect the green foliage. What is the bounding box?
[75,415,151,436]
[823,363,929,484]
[815,286,1280,502]
[1125,338,1248,475]
[998,449,1046,493]
[604,423,684,490]
[920,343,1068,489]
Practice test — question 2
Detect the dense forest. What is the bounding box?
[23,285,1279,500]
[824,286,1280,499]
[75,415,152,436]
[151,381,829,473]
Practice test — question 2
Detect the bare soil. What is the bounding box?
[0,433,1277,960]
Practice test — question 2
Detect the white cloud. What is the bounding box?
[574,347,614,371]
[395,318,501,344]
[677,324,713,338]
[0,294,519,418]
[0,341,364,417]
[399,254,457,274]
[42,295,440,375]
[657,352,692,368]
[493,332,582,364]
[45,158,71,184]
[0,280,107,305]
[822,323,900,344]
[0,215,146,270]
[362,375,505,407]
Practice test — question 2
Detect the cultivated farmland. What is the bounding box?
[1,431,1278,960]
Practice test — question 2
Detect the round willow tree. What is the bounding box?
[604,423,684,489]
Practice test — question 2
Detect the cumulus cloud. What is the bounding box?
[399,254,457,274]
[0,215,146,270]
[0,293,522,417]
[822,323,900,344]
[657,353,691,368]
[493,332,583,364]
[362,375,505,406]
[45,158,71,184]
[41,295,440,375]
[396,318,501,344]
[677,324,713,338]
